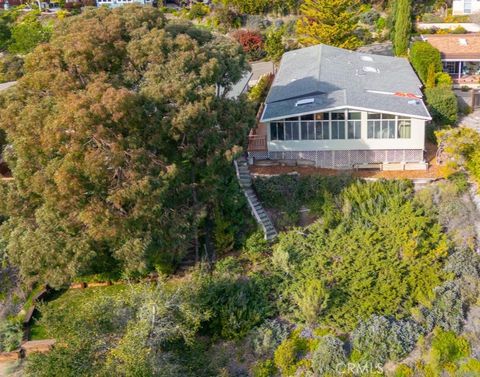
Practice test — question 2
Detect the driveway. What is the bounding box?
[459,109,480,130]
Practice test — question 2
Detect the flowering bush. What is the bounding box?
[232,29,265,60]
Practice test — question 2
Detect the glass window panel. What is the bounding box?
[368,113,381,119]
[388,120,395,138]
[300,114,314,120]
[315,113,329,120]
[315,123,323,139]
[367,122,374,138]
[332,121,345,139]
[308,122,315,139]
[270,123,277,140]
[348,112,361,120]
[287,116,299,121]
[381,122,389,138]
[331,112,345,120]
[323,122,330,139]
[277,123,284,140]
[383,114,395,119]
[301,122,308,140]
[285,122,292,140]
[375,123,381,138]
[398,120,411,138]
[355,122,361,139]
[292,122,299,140]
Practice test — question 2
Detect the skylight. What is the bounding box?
[295,98,315,106]
[459,38,468,46]
[360,56,374,62]
[362,66,380,73]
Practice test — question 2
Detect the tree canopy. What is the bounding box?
[296,0,362,50]
[0,5,255,287]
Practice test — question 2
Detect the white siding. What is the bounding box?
[267,112,425,152]
[452,0,480,15]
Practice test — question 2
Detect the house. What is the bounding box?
[96,0,155,7]
[452,0,480,15]
[422,33,480,85]
[248,44,431,171]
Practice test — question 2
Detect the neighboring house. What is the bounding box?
[248,44,431,171]
[452,0,480,15]
[422,34,480,85]
[96,0,155,7]
[0,0,24,9]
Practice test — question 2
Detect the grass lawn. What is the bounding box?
[28,284,129,340]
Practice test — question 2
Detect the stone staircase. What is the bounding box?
[234,157,278,241]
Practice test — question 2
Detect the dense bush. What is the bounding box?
[423,281,465,333]
[0,54,23,83]
[445,249,480,280]
[232,29,265,60]
[251,319,290,357]
[254,175,353,227]
[187,3,210,19]
[425,86,458,126]
[0,319,23,352]
[248,73,273,103]
[269,180,449,330]
[409,41,442,83]
[351,315,424,364]
[264,26,285,62]
[273,331,309,376]
[415,181,477,250]
[429,329,471,372]
[311,335,346,376]
[8,11,52,54]
[196,271,273,339]
[252,359,277,377]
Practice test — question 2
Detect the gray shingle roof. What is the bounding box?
[261,44,431,121]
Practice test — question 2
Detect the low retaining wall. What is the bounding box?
[416,22,480,32]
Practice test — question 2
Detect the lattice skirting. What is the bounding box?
[248,149,424,169]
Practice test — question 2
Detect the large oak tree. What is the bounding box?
[0,5,255,287]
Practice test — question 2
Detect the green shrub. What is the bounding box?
[249,74,273,103]
[429,329,470,371]
[351,316,424,364]
[271,180,448,330]
[188,3,209,20]
[311,335,346,376]
[252,359,277,377]
[264,26,285,62]
[243,231,269,263]
[451,26,467,34]
[0,319,23,352]
[409,41,442,83]
[425,86,458,126]
[251,319,290,358]
[0,54,23,83]
[394,364,414,377]
[197,272,273,339]
[435,71,452,87]
[292,278,329,326]
[273,331,308,376]
[457,358,480,376]
[423,281,465,334]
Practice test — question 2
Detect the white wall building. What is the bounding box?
[452,0,480,15]
[248,45,431,170]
